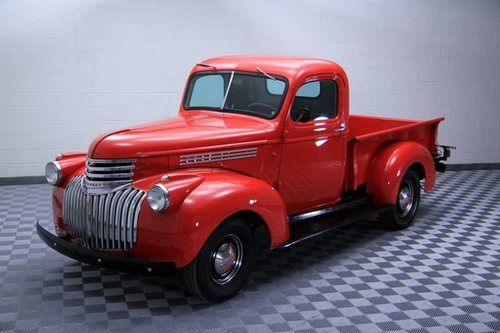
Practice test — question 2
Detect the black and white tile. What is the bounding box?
[0,170,499,332]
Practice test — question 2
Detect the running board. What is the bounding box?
[278,203,392,249]
[289,196,371,224]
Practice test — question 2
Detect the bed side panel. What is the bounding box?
[348,118,443,190]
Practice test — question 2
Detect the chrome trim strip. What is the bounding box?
[87,165,134,172]
[87,158,136,164]
[180,147,258,166]
[181,147,257,159]
[85,172,134,179]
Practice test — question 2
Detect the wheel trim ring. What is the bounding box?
[397,179,414,218]
[209,234,244,285]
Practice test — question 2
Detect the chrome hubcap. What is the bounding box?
[210,234,243,285]
[398,179,414,218]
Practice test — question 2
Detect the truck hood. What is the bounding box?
[89,112,277,159]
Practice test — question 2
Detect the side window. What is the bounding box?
[296,81,320,98]
[290,80,338,122]
[187,74,224,108]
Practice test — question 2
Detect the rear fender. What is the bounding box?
[133,169,289,268]
[367,142,435,204]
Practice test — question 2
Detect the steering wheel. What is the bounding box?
[291,107,312,123]
[246,102,275,112]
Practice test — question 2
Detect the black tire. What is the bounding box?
[182,218,254,302]
[380,169,421,230]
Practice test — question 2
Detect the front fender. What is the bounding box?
[367,142,435,204]
[52,153,87,236]
[133,169,289,268]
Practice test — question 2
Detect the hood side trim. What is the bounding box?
[180,147,258,166]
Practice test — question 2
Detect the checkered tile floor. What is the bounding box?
[0,170,499,333]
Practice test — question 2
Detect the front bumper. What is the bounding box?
[36,220,176,274]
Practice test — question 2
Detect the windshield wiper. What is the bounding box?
[220,71,235,110]
[196,63,217,70]
[256,67,276,80]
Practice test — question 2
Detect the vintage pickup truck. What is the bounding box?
[38,56,451,302]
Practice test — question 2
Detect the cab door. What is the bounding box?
[278,75,348,215]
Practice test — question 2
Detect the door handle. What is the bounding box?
[333,124,346,132]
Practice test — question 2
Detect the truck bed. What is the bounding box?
[346,114,444,190]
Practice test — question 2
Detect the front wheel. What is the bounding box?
[182,218,254,302]
[380,169,421,230]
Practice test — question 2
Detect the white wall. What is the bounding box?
[1,0,499,177]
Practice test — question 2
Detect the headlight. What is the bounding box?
[147,184,170,212]
[45,161,63,186]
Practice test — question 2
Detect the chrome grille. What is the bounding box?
[83,158,135,195]
[62,175,146,250]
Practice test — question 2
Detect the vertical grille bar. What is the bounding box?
[91,195,98,248]
[67,179,76,235]
[109,192,119,249]
[62,175,145,251]
[121,189,134,250]
[127,190,143,249]
[79,191,84,246]
[132,193,144,246]
[104,193,113,249]
[115,190,128,250]
[98,195,104,249]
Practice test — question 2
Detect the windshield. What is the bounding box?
[184,71,287,119]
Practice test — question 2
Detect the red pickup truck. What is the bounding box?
[38,56,451,302]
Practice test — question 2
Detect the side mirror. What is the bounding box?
[291,108,312,123]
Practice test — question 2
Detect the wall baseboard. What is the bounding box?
[446,163,500,171]
[0,176,46,186]
[0,163,499,186]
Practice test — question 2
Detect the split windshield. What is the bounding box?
[184,71,287,119]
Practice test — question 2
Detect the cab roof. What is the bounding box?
[195,55,346,80]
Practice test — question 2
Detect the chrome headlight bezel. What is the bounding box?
[45,161,63,186]
[147,184,171,212]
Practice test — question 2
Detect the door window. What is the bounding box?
[290,80,338,122]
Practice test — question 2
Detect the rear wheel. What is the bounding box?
[182,218,254,302]
[381,169,421,230]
